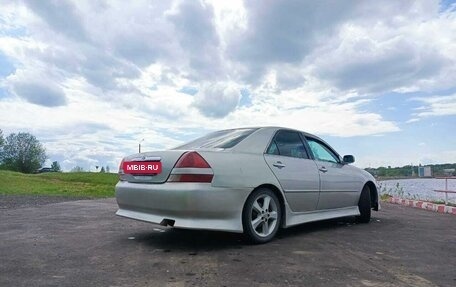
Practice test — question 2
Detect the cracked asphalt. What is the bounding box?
[1,197,455,287]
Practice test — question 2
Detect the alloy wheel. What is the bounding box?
[250,194,279,237]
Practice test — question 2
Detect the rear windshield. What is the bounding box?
[174,128,258,149]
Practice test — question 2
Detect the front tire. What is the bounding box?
[242,188,281,244]
[356,185,371,223]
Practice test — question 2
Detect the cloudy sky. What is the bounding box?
[1,0,455,171]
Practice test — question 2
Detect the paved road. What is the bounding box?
[0,195,89,210]
[1,198,455,287]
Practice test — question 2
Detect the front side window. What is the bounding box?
[266,130,308,159]
[306,138,339,163]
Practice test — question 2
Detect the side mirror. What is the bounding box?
[343,155,355,164]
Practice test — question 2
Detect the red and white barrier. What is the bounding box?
[387,197,456,215]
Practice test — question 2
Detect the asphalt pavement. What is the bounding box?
[0,197,455,287]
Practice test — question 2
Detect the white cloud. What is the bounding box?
[0,0,455,169]
[193,82,241,117]
[307,2,456,94]
[411,94,456,118]
[406,118,420,124]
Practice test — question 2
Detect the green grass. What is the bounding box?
[380,194,392,201]
[0,170,118,198]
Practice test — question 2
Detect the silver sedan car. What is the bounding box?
[115,127,379,243]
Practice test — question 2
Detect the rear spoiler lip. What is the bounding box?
[129,156,162,162]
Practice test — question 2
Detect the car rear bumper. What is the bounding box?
[115,181,251,233]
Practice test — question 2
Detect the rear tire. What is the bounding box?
[242,188,281,244]
[356,185,371,223]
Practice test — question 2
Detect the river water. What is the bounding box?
[378,178,456,204]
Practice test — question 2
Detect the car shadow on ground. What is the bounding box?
[126,216,365,252]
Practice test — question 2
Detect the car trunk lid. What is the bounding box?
[120,150,186,183]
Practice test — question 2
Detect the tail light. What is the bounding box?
[118,158,125,181]
[174,151,211,168]
[168,151,213,183]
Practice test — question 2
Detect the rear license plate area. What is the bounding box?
[123,161,162,174]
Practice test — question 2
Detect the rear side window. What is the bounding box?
[174,128,258,149]
[266,130,309,159]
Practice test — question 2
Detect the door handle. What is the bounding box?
[273,161,286,169]
[319,166,328,173]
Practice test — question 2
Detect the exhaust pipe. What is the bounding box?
[159,219,175,227]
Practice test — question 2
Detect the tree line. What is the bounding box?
[70,165,110,173]
[1,129,111,174]
[365,163,456,178]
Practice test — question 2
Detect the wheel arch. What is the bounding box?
[364,181,379,211]
[246,183,287,228]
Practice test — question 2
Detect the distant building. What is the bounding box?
[418,166,432,177]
